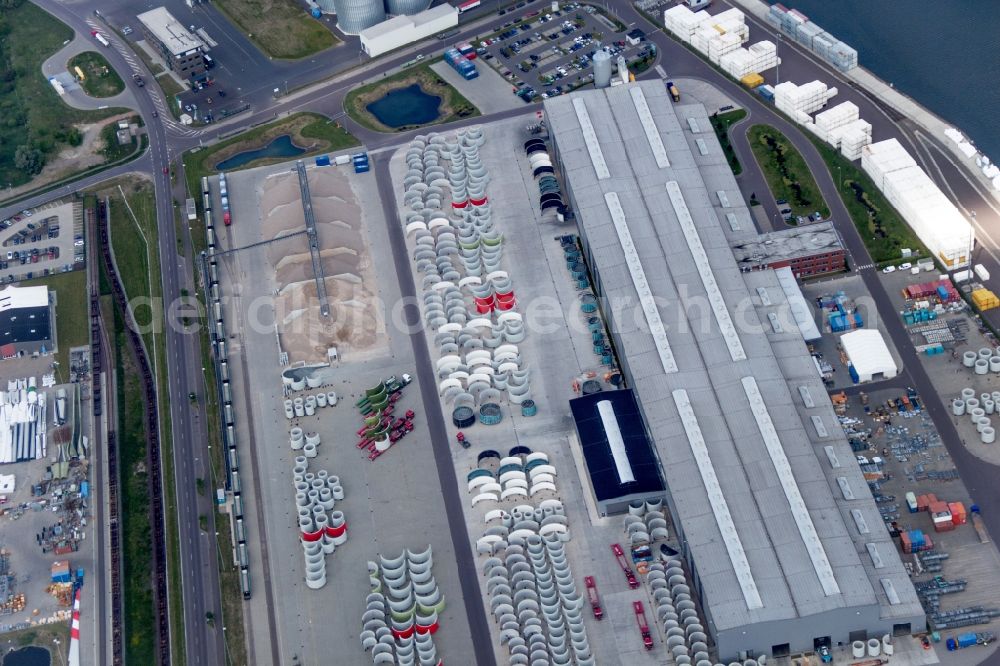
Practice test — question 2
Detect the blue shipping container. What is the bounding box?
[848,364,859,383]
[937,285,950,300]
[315,155,330,167]
[957,632,978,648]
[80,481,89,498]
[354,164,370,173]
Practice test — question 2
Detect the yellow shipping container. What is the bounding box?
[741,73,764,89]
[972,289,1000,311]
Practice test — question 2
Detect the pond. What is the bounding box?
[366,84,442,128]
[215,135,305,171]
[3,646,50,666]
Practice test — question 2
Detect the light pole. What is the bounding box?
[775,33,781,86]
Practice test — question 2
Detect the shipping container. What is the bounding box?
[905,491,918,513]
[975,263,990,282]
[757,84,774,101]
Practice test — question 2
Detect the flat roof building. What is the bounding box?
[544,81,923,659]
[136,7,206,79]
[569,389,664,516]
[0,285,51,355]
[731,220,847,277]
[360,4,458,57]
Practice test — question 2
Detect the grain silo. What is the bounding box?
[384,0,430,15]
[333,0,386,34]
[593,49,612,88]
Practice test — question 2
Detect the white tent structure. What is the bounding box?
[841,329,897,382]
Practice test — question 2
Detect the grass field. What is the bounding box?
[710,108,748,175]
[183,112,359,196]
[20,270,88,381]
[213,0,337,59]
[344,64,480,133]
[808,137,927,264]
[0,2,125,187]
[68,51,124,98]
[110,296,156,666]
[747,124,830,220]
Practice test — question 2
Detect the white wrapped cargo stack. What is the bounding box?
[815,101,859,135]
[831,119,872,160]
[862,139,975,268]
[774,80,837,116]
[664,4,714,42]
[707,32,743,64]
[719,40,779,78]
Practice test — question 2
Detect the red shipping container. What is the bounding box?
[900,532,911,553]
[917,495,929,511]
[949,502,967,525]
[927,493,939,505]
[934,521,955,533]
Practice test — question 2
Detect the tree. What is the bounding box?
[0,0,26,9]
[14,144,43,175]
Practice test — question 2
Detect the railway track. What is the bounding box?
[95,198,171,666]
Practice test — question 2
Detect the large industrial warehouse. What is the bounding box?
[543,82,924,659]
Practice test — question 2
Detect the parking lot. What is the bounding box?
[473,2,654,102]
[0,201,83,284]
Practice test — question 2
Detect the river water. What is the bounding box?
[771,0,1000,159]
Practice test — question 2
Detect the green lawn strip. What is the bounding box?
[710,108,748,176]
[747,124,830,219]
[806,137,927,265]
[212,0,337,59]
[19,270,87,380]
[344,63,481,133]
[0,2,126,187]
[68,51,125,98]
[110,295,156,666]
[103,179,187,665]
[182,112,360,196]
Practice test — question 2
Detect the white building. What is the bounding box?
[841,329,897,382]
[360,4,458,57]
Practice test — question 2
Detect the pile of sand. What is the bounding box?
[257,168,384,363]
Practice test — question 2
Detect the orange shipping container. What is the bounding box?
[949,501,967,525]
[934,520,955,533]
[929,501,949,514]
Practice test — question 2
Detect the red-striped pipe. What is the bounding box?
[470,196,488,206]
[451,200,468,209]
[325,522,347,538]
[301,529,323,542]
[68,588,81,666]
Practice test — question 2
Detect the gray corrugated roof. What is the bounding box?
[545,82,922,632]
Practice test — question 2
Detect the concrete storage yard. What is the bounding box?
[210,161,477,666]
[0,380,95,653]
[387,117,676,665]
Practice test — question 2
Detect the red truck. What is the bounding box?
[611,544,639,589]
[633,601,653,650]
[584,576,603,620]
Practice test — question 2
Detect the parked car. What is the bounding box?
[882,265,896,274]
